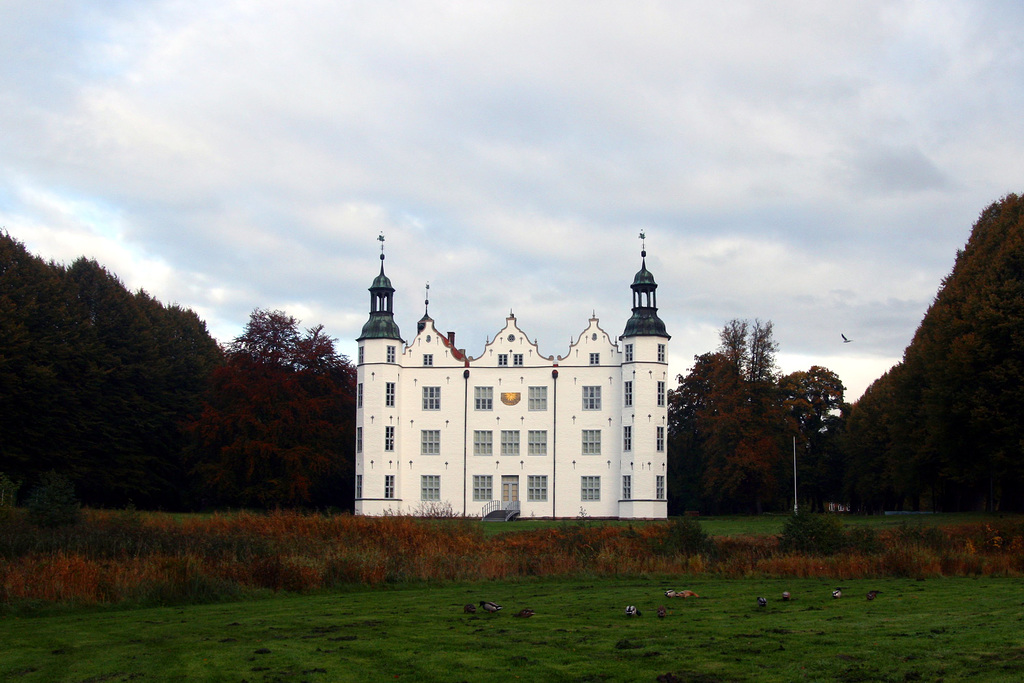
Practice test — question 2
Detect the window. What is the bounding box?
[501,430,520,456]
[589,352,600,365]
[384,426,395,451]
[473,475,493,501]
[582,429,601,455]
[528,386,547,411]
[474,430,493,456]
[623,425,632,452]
[384,475,395,499]
[358,346,364,364]
[625,343,633,362]
[356,427,362,453]
[421,475,440,501]
[527,475,548,501]
[658,344,666,363]
[513,353,523,366]
[423,354,433,366]
[656,475,665,500]
[421,430,440,455]
[582,386,601,410]
[622,475,632,500]
[475,386,493,410]
[657,381,666,407]
[357,383,363,408]
[528,430,547,455]
[385,382,395,407]
[387,345,396,363]
[498,354,508,366]
[581,476,601,501]
[624,381,633,407]
[356,474,362,499]
[422,386,440,410]
[657,426,665,452]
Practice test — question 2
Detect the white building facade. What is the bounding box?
[354,244,670,519]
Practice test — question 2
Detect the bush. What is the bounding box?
[26,471,81,528]
[0,472,20,519]
[779,513,846,555]
[653,516,717,557]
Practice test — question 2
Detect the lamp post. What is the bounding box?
[792,436,798,515]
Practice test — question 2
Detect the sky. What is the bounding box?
[2,0,1023,402]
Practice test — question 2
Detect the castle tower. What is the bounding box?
[355,234,404,515]
[618,232,670,518]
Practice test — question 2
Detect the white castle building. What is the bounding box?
[354,238,670,520]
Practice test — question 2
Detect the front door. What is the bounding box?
[501,476,519,503]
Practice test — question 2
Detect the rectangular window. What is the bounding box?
[421,429,440,455]
[658,344,666,363]
[528,430,547,455]
[384,425,395,452]
[623,425,632,452]
[582,429,601,455]
[513,353,524,366]
[423,354,433,366]
[527,475,548,501]
[358,346,364,364]
[625,343,633,362]
[656,475,665,500]
[581,476,601,501]
[385,382,395,407]
[475,386,493,410]
[422,386,440,410]
[421,475,440,501]
[357,383,363,408]
[498,354,508,366]
[622,475,632,500]
[657,426,665,452]
[473,475,493,501]
[356,474,362,499]
[589,352,600,365]
[657,381,666,407]
[500,430,520,456]
[474,430,493,456]
[624,381,633,407]
[384,474,395,499]
[387,345,396,363]
[356,426,363,453]
[528,386,547,411]
[582,386,601,410]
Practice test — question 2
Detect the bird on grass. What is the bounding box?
[781,591,791,601]
[866,590,882,601]
[480,601,502,614]
[664,589,677,598]
[757,597,768,607]
[463,604,476,613]
[833,588,845,599]
[657,605,667,618]
[513,608,535,618]
[677,589,699,598]
[625,605,641,617]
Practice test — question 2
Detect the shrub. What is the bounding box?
[652,516,717,557]
[779,513,845,555]
[0,472,19,519]
[25,471,81,528]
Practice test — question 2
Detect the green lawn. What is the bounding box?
[4,576,1024,682]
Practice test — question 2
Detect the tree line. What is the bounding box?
[0,233,356,510]
[4,192,1022,513]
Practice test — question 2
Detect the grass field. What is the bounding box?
[3,575,1024,682]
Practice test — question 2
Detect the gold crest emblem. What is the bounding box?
[501,392,521,406]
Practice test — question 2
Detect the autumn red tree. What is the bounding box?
[188,309,356,508]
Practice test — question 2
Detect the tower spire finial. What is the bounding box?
[639,230,647,258]
[424,282,430,316]
[378,232,386,263]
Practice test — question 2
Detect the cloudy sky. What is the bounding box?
[3,1,1023,400]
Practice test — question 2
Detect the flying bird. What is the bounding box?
[480,601,502,613]
[625,605,641,617]
[841,333,853,343]
[866,590,882,601]
[757,597,767,607]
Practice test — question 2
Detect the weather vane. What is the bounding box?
[639,230,647,257]
[424,282,430,315]
[377,232,386,262]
